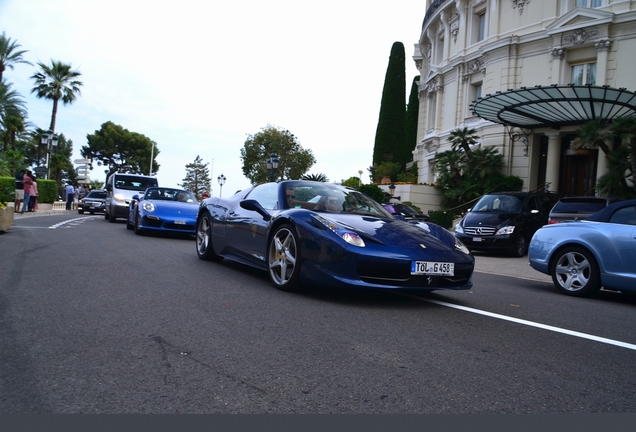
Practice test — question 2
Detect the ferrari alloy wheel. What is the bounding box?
[268,224,301,291]
[196,213,223,261]
[551,246,601,297]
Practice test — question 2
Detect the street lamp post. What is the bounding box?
[217,173,226,198]
[40,130,59,180]
[266,152,280,182]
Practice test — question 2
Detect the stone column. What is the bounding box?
[544,132,561,193]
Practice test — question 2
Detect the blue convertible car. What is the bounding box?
[127,187,199,236]
[529,199,636,297]
[195,180,475,292]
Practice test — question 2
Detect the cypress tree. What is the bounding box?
[373,42,406,167]
[404,76,420,163]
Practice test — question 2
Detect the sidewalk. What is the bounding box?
[8,202,74,218]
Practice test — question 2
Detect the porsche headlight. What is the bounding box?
[142,201,155,212]
[312,214,365,247]
[496,226,515,235]
[454,237,470,254]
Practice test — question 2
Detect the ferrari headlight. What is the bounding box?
[496,226,515,235]
[142,201,155,212]
[454,237,470,254]
[312,214,365,247]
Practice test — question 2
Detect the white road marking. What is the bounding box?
[399,293,636,351]
[49,216,100,229]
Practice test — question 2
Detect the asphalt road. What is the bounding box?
[1,212,635,414]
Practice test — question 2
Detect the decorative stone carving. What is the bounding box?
[461,58,486,81]
[595,39,612,51]
[449,13,460,44]
[562,28,599,46]
[550,47,565,59]
[512,0,530,14]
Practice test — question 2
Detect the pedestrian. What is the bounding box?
[65,182,75,210]
[73,186,79,210]
[14,169,25,213]
[78,184,87,200]
[28,176,39,212]
[21,170,33,213]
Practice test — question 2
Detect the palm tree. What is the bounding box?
[0,80,26,119]
[301,173,329,182]
[576,118,613,156]
[610,116,636,191]
[447,127,480,157]
[30,60,83,132]
[0,32,32,82]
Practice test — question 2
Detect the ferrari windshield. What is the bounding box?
[284,181,393,217]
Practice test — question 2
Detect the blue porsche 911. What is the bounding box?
[529,198,636,297]
[127,187,199,236]
[195,180,475,292]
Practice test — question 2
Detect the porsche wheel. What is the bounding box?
[268,224,301,291]
[134,213,144,235]
[551,246,601,297]
[196,213,223,261]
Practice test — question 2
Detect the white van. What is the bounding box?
[105,173,158,222]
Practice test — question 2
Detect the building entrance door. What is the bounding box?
[561,147,598,196]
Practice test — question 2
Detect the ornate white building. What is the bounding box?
[413,0,636,196]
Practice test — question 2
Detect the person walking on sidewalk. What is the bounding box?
[28,176,39,212]
[21,170,33,213]
[14,169,25,213]
[65,182,75,210]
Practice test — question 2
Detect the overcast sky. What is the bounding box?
[1,0,425,195]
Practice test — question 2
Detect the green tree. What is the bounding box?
[576,118,613,156]
[610,116,636,193]
[240,125,315,184]
[81,121,160,182]
[373,42,406,167]
[447,127,479,157]
[30,60,83,132]
[180,155,211,200]
[341,176,361,188]
[301,173,328,182]
[404,76,420,163]
[1,80,26,127]
[0,32,32,82]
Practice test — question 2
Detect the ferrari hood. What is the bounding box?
[322,214,457,251]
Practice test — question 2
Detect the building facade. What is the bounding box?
[413,0,636,195]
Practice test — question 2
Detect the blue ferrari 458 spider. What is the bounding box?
[127,187,199,236]
[529,198,636,297]
[195,180,475,292]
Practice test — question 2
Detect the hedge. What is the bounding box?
[0,176,59,204]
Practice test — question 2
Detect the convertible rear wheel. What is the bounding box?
[196,213,223,261]
[268,224,301,291]
[551,246,601,297]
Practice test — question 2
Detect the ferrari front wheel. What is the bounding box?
[196,213,223,262]
[268,224,301,291]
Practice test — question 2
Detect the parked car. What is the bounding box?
[195,180,475,292]
[127,187,198,236]
[548,196,624,224]
[78,190,107,214]
[454,191,561,257]
[383,203,430,222]
[105,173,158,222]
[529,199,636,297]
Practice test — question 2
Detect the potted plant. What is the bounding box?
[0,180,14,232]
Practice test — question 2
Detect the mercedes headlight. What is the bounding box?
[496,226,515,235]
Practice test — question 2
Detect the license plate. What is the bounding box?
[174,220,186,225]
[411,261,454,276]
[473,237,482,242]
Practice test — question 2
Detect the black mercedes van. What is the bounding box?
[454,191,561,257]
